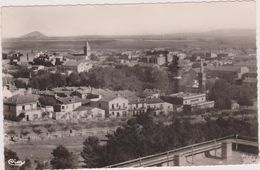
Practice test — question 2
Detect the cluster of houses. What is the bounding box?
[3,41,94,75]
[3,85,216,122]
[2,44,256,123]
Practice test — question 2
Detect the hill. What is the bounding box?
[20,31,48,39]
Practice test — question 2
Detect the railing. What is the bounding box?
[110,107,128,111]
[236,135,258,142]
[105,134,258,168]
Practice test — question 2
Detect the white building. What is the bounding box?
[91,95,129,118]
[61,60,93,73]
[3,94,41,121]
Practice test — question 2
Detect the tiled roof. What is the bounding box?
[99,95,118,102]
[146,98,165,104]
[74,106,97,112]
[63,60,80,66]
[56,96,82,104]
[4,94,38,105]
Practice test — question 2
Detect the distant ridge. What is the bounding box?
[21,31,48,39]
[3,29,255,42]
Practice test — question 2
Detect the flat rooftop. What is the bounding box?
[169,92,206,98]
[183,150,259,166]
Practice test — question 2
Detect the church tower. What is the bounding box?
[198,59,206,93]
[83,41,91,58]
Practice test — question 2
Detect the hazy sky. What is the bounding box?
[1,1,256,38]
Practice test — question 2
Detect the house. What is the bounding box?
[128,99,147,116]
[161,92,214,113]
[91,95,129,118]
[141,55,166,66]
[72,89,100,100]
[3,94,41,121]
[3,86,13,99]
[2,73,14,86]
[207,65,249,82]
[231,100,240,110]
[146,98,173,116]
[140,89,161,99]
[54,96,82,112]
[61,60,93,73]
[205,52,217,59]
[74,106,105,119]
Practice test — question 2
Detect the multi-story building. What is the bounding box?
[3,94,41,121]
[162,92,215,112]
[54,96,82,113]
[74,106,105,119]
[128,98,173,116]
[128,99,147,116]
[146,98,173,116]
[141,55,166,66]
[91,95,129,118]
[61,60,93,73]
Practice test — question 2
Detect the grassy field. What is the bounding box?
[4,119,123,163]
[6,135,88,161]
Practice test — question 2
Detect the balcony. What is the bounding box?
[109,106,128,111]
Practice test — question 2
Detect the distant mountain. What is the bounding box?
[3,29,255,42]
[21,31,48,39]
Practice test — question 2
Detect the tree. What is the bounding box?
[81,136,105,168]
[12,66,31,78]
[208,79,232,109]
[14,79,27,88]
[67,72,81,86]
[16,112,25,121]
[50,145,76,169]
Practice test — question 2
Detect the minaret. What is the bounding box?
[198,59,206,93]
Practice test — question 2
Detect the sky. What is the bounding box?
[1,1,256,38]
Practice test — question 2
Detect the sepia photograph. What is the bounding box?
[0,0,259,169]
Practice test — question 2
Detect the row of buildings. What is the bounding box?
[3,85,215,121]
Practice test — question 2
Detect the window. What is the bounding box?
[22,105,25,110]
[112,112,115,116]
[8,105,11,111]
[98,103,101,108]
[112,104,114,109]
[62,106,65,109]
[117,112,120,117]
[160,104,163,109]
